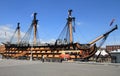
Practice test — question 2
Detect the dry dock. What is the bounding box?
[0,59,120,76]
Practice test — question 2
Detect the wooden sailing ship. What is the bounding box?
[0,10,118,61]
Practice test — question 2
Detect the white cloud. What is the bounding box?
[0,24,25,44]
[40,39,56,44]
[0,25,13,43]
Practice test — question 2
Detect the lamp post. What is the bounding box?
[30,44,33,61]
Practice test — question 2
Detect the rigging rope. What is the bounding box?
[9,28,17,44]
[20,24,33,45]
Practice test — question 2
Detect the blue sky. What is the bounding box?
[0,0,120,46]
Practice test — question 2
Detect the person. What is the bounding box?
[60,58,63,63]
[42,55,44,62]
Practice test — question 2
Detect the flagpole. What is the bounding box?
[110,19,115,26]
[5,32,7,43]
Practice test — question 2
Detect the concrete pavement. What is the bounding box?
[0,59,120,76]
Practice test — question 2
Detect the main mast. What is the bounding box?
[32,13,38,45]
[67,10,74,44]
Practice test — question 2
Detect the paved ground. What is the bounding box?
[0,59,120,76]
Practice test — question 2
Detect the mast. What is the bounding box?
[17,23,20,44]
[67,10,74,44]
[89,25,118,45]
[32,13,38,45]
